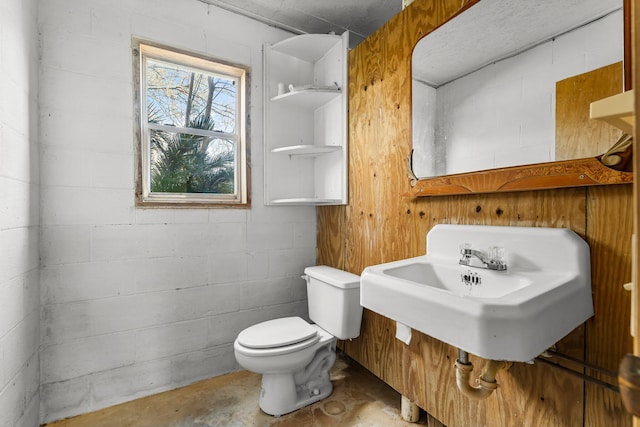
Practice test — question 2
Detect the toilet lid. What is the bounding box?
[237,316,317,349]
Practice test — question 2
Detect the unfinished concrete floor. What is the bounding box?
[44,352,432,427]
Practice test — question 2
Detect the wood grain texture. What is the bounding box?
[556,62,624,161]
[409,157,632,197]
[632,0,640,425]
[320,0,634,426]
[316,205,346,269]
[586,185,633,427]
[631,0,640,356]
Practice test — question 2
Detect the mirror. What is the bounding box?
[410,0,630,194]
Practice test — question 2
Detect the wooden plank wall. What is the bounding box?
[316,0,634,426]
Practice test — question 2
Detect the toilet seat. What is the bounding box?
[235,317,320,357]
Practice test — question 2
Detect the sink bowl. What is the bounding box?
[360,224,593,361]
[384,262,537,299]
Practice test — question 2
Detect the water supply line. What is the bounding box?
[455,349,512,400]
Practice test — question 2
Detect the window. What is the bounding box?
[134,40,249,206]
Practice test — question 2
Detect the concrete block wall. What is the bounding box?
[38,0,315,423]
[0,0,41,426]
[434,10,623,175]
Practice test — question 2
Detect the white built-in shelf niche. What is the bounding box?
[263,32,349,206]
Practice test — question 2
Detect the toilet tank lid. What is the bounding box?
[304,266,360,289]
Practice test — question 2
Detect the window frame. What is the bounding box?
[133,38,250,208]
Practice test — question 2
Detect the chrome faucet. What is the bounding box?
[459,245,507,271]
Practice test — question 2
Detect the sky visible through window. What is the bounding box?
[146,58,237,133]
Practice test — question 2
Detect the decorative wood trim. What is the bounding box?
[408,157,633,197]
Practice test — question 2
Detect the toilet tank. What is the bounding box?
[303,266,363,340]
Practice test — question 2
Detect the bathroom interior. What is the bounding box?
[2,0,639,426]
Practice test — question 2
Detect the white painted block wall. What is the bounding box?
[0,0,41,426]
[38,0,316,422]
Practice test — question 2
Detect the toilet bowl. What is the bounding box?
[234,317,337,416]
[233,266,362,416]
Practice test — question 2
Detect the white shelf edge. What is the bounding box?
[270,198,343,206]
[271,88,341,102]
[590,89,635,134]
[271,145,342,156]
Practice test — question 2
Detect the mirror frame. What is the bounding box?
[408,0,633,197]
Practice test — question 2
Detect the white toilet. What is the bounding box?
[233,265,363,416]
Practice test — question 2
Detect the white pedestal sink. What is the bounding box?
[360,224,593,361]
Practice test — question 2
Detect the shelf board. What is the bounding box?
[271,34,342,62]
[271,89,341,109]
[270,198,343,206]
[271,145,342,156]
[590,90,635,134]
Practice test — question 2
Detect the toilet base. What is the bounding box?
[259,345,336,416]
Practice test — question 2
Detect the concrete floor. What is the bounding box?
[44,352,431,427]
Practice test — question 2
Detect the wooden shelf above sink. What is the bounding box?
[590,89,635,134]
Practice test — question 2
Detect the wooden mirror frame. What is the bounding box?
[409,0,633,197]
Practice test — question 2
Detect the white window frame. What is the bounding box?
[133,39,250,207]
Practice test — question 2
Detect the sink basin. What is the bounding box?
[360,224,593,361]
[384,262,537,299]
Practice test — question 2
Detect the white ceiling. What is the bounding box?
[196,0,402,48]
[197,0,623,78]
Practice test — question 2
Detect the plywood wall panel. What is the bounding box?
[585,184,633,427]
[319,0,633,425]
[556,62,624,161]
[316,205,346,269]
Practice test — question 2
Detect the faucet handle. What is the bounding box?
[460,243,471,254]
[489,246,505,263]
